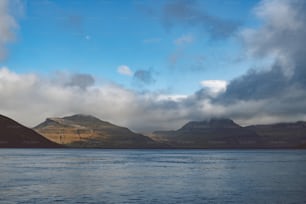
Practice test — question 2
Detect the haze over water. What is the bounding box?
[0,149,305,203]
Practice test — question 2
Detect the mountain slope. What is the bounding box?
[34,114,162,148]
[0,114,61,148]
[247,121,306,148]
[152,118,306,148]
[152,118,261,148]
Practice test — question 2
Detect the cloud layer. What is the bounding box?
[0,67,194,132]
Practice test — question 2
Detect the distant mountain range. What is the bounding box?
[247,122,306,148]
[0,114,61,148]
[152,118,306,148]
[34,114,163,148]
[1,114,306,148]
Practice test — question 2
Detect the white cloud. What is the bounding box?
[0,67,191,132]
[174,34,194,46]
[255,0,302,31]
[0,67,230,132]
[117,65,133,76]
[156,94,188,102]
[200,80,227,96]
[2,67,306,133]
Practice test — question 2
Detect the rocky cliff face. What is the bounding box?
[0,114,61,148]
[34,114,162,148]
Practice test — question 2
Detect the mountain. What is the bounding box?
[34,114,163,148]
[0,114,61,148]
[152,118,261,148]
[152,118,306,148]
[246,121,306,148]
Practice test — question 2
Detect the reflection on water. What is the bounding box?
[0,149,306,203]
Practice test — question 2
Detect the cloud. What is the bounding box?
[240,0,306,77]
[0,67,190,132]
[0,0,22,60]
[200,80,227,97]
[156,94,188,102]
[168,34,194,68]
[0,67,213,132]
[137,0,306,129]
[65,73,95,90]
[0,67,137,128]
[213,0,306,124]
[133,69,155,85]
[117,65,133,76]
[160,0,240,39]
[174,34,194,46]
[222,0,306,101]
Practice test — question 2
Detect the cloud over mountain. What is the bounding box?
[216,0,306,123]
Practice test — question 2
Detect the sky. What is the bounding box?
[1,0,306,133]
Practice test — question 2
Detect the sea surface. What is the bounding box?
[0,149,305,204]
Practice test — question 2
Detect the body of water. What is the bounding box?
[0,149,305,203]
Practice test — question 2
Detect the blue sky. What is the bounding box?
[3,0,259,93]
[1,0,306,132]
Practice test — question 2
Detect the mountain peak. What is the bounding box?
[208,118,238,127]
[34,114,160,148]
[179,118,240,131]
[63,114,102,122]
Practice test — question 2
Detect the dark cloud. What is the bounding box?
[220,0,306,101]
[66,73,95,89]
[203,0,306,124]
[160,0,240,38]
[133,69,156,85]
[220,65,289,101]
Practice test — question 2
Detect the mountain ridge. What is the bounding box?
[0,114,62,148]
[34,114,164,148]
[152,118,306,148]
[1,113,306,149]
